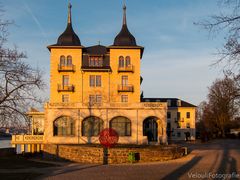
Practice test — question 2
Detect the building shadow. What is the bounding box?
[161,156,202,180]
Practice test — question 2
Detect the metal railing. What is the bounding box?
[57,84,75,92]
[58,64,75,72]
[118,84,134,92]
[118,65,134,72]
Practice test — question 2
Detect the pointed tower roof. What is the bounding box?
[56,3,81,46]
[113,4,137,46]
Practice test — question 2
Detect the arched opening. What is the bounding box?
[67,55,72,66]
[110,116,131,136]
[82,116,104,137]
[60,55,65,65]
[118,56,124,68]
[125,56,131,67]
[143,117,158,142]
[53,116,75,136]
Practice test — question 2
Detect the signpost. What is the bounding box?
[99,128,119,164]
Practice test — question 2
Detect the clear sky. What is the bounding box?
[4,0,225,105]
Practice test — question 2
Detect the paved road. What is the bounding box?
[41,139,240,180]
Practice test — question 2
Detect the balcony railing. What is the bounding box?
[118,65,134,73]
[118,84,134,92]
[58,64,75,72]
[58,84,75,92]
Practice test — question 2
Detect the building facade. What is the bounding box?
[43,3,168,145]
[12,3,196,152]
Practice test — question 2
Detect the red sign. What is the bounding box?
[99,128,119,148]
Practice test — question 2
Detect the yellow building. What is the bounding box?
[12,3,196,152]
[40,3,167,147]
[142,98,196,141]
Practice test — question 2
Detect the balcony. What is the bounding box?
[81,66,111,72]
[118,84,134,92]
[118,65,134,73]
[58,84,75,92]
[58,64,75,72]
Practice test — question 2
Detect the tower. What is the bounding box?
[109,4,144,103]
[47,3,83,103]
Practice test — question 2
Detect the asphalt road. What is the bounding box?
[41,139,240,180]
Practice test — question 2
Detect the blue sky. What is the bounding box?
[4,0,225,105]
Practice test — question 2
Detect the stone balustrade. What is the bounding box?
[11,135,44,144]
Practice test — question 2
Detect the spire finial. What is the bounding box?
[68,1,72,24]
[123,1,127,25]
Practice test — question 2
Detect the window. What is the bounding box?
[53,116,75,136]
[167,112,171,119]
[67,56,72,66]
[167,100,171,107]
[96,95,102,103]
[187,123,190,128]
[60,55,72,66]
[177,132,181,137]
[89,95,102,105]
[96,75,101,87]
[89,75,101,87]
[82,116,104,136]
[167,122,171,131]
[186,112,190,118]
[62,75,69,86]
[110,116,131,136]
[89,56,103,67]
[90,75,95,87]
[62,95,69,103]
[177,112,181,121]
[122,76,128,85]
[89,95,95,105]
[177,100,181,107]
[60,55,65,65]
[125,56,131,67]
[121,95,128,102]
[119,56,124,68]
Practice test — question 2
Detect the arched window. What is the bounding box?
[60,55,65,65]
[53,116,75,136]
[110,116,131,136]
[67,56,72,66]
[119,56,124,68]
[82,116,104,137]
[125,56,131,67]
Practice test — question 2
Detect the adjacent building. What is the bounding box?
[142,98,196,141]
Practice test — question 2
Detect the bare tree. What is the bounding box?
[0,11,44,128]
[197,0,240,70]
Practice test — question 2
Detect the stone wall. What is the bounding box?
[43,144,184,164]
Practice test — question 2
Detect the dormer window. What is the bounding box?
[89,56,103,67]
[167,100,171,106]
[177,100,181,107]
